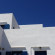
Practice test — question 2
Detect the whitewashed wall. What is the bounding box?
[0,13,19,29]
[0,13,12,29]
[12,14,19,29]
[0,26,3,47]
[0,13,55,55]
[3,25,55,55]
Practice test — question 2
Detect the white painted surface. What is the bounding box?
[0,13,55,55]
[0,26,3,47]
[12,14,19,29]
[0,13,19,29]
[0,22,7,25]
[4,27,55,55]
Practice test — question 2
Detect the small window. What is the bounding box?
[1,24,10,29]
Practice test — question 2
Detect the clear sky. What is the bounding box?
[0,0,55,27]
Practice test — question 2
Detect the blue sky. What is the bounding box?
[0,0,55,27]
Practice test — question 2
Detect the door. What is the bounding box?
[35,51,47,55]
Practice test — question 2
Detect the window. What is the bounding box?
[1,24,10,29]
[12,51,22,55]
[6,52,12,55]
[6,51,28,55]
[35,51,47,55]
[22,51,28,55]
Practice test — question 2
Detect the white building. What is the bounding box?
[0,13,55,55]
